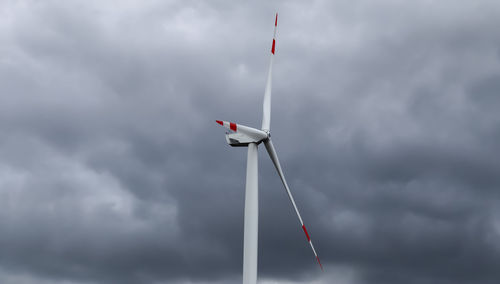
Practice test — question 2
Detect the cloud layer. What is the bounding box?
[1,0,500,283]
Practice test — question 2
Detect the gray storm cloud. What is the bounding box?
[1,0,500,283]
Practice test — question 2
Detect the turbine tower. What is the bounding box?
[216,13,322,284]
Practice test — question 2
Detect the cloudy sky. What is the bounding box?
[1,0,500,283]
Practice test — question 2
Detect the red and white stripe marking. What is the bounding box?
[302,224,323,271]
[271,13,277,54]
[216,120,238,132]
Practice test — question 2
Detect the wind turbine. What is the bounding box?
[216,13,323,283]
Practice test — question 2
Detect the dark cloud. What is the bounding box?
[1,0,500,283]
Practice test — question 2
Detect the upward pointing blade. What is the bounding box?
[264,139,323,271]
[261,13,278,132]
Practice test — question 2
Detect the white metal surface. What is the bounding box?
[264,139,303,224]
[243,142,259,284]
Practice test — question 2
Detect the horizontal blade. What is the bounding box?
[264,139,323,271]
[216,120,268,142]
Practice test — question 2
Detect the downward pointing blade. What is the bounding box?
[264,139,323,271]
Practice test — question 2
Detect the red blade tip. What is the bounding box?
[216,120,223,125]
[316,256,324,272]
[275,13,278,26]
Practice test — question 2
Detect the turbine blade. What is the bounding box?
[216,120,268,141]
[264,139,323,271]
[261,13,278,132]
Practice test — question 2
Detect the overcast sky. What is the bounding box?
[1,0,500,283]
